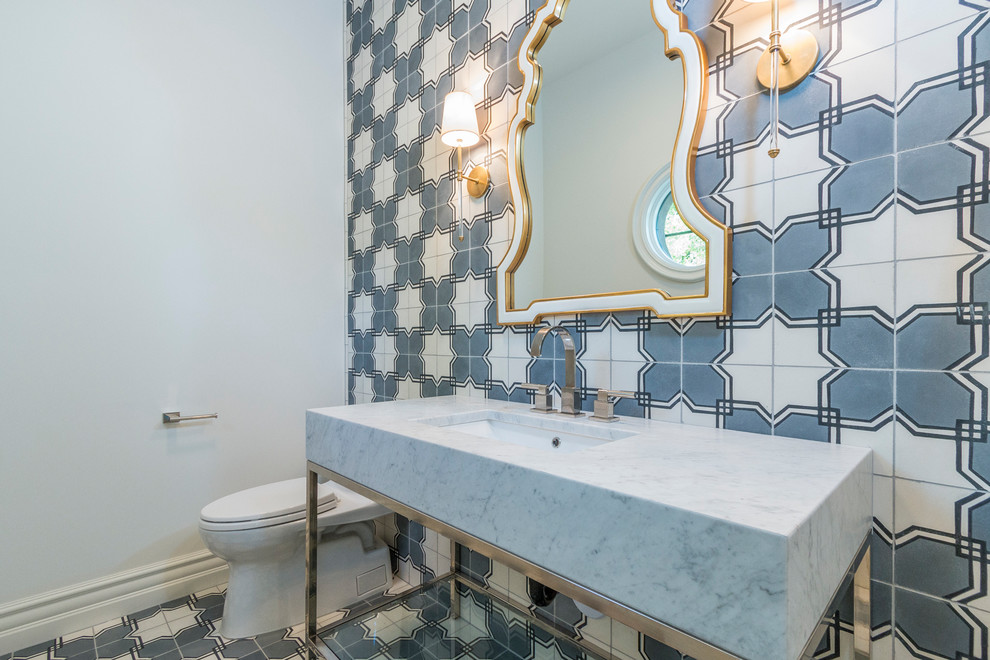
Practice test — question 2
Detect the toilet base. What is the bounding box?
[219,529,392,638]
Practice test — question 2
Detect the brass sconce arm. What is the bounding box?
[454,144,490,200]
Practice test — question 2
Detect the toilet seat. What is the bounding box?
[200,480,391,533]
[200,478,338,528]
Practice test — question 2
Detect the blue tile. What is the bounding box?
[895,588,982,658]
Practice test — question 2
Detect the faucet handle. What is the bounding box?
[520,383,555,414]
[591,389,636,422]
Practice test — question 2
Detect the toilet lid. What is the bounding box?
[200,477,338,524]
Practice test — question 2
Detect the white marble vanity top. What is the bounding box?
[306,396,872,660]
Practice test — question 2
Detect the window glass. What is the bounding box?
[656,195,705,267]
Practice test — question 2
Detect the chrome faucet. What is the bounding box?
[528,325,583,416]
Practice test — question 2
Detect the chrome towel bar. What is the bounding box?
[163,411,218,424]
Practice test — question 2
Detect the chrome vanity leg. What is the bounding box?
[305,467,319,660]
[450,539,460,619]
[853,546,871,660]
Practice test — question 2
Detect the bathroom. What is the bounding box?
[0,0,982,658]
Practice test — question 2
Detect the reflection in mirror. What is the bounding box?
[514,0,700,308]
[499,0,732,323]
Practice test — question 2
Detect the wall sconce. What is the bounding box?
[441,91,489,241]
[743,0,819,158]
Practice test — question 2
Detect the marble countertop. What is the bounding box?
[306,396,872,660]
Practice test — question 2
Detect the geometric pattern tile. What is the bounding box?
[344,0,990,654]
[317,575,712,660]
[7,586,299,660]
[320,579,605,660]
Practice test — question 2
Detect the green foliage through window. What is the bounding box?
[659,198,706,267]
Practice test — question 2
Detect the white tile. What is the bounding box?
[773,129,834,183]
[773,321,835,368]
[492,357,531,391]
[485,4,512,37]
[453,51,491,103]
[396,558,417,586]
[439,617,489,645]
[723,323,773,366]
[351,43,374,92]
[354,230,374,255]
[874,474,893,534]
[423,526,438,553]
[437,533,453,561]
[700,102,774,191]
[894,477,973,535]
[843,427,893,476]
[647,400,683,423]
[395,190,421,239]
[165,612,199,634]
[610,619,642,660]
[721,181,773,230]
[373,244,396,286]
[385,576,414,596]
[582,360,611,393]
[423,545,442,579]
[393,7,422,57]
[132,623,172,643]
[354,292,374,334]
[352,126,374,172]
[894,255,970,313]
[576,610,611,651]
[507,566,528,605]
[317,611,347,628]
[610,324,644,363]
[682,407,718,428]
[581,325,610,362]
[395,376,419,400]
[374,332,397,374]
[894,422,970,489]
[60,625,95,642]
[487,560,510,598]
[822,0,895,66]
[896,15,974,91]
[372,156,396,205]
[724,364,773,413]
[773,365,826,411]
[920,5,988,47]
[826,45,895,104]
[421,27,453,86]
[833,262,895,312]
[93,617,129,635]
[130,612,168,637]
[896,202,977,261]
[610,360,642,396]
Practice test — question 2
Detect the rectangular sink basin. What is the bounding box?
[420,409,636,453]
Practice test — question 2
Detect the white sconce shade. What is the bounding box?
[441,92,480,147]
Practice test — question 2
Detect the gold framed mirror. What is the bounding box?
[496,0,732,324]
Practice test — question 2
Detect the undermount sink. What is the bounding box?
[419,409,636,453]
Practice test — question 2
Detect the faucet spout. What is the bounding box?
[529,325,581,415]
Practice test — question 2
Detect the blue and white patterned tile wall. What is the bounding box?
[346,0,990,657]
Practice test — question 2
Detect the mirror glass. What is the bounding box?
[512,0,706,311]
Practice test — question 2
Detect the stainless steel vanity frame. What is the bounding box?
[304,462,872,660]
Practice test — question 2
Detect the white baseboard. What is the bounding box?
[0,551,229,655]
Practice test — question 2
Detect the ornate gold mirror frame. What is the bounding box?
[496,0,732,325]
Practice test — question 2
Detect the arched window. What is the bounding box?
[632,165,706,282]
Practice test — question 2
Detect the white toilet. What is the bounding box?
[199,477,393,638]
